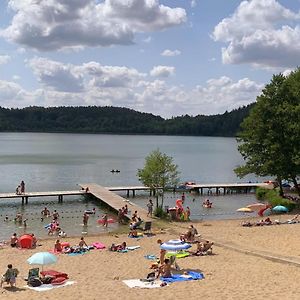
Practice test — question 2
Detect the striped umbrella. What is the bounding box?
[160,239,191,251]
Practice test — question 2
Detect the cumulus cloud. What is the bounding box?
[161,49,181,57]
[212,0,300,69]
[1,0,186,51]
[0,56,264,117]
[0,55,11,65]
[27,57,146,92]
[150,65,175,77]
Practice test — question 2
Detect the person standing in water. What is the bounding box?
[83,212,89,226]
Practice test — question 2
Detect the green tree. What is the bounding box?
[235,71,300,196]
[137,149,180,208]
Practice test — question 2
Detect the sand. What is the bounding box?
[1,215,300,300]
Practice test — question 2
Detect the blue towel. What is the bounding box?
[161,271,204,283]
[144,255,157,260]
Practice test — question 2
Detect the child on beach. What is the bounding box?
[0,264,19,288]
[10,233,18,248]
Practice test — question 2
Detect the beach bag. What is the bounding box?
[28,277,42,287]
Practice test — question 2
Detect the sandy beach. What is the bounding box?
[1,216,300,300]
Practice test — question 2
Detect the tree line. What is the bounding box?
[0,104,254,137]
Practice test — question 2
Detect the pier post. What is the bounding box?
[200,188,203,195]
[22,197,24,205]
[127,190,129,198]
[58,195,63,203]
[132,190,135,198]
[223,188,226,195]
[25,196,28,204]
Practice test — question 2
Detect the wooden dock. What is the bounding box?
[79,184,152,222]
[185,182,272,195]
[0,190,87,204]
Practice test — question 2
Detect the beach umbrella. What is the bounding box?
[160,239,191,252]
[272,205,288,213]
[236,207,253,213]
[246,203,266,211]
[27,252,57,270]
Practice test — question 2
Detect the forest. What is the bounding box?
[0,104,254,137]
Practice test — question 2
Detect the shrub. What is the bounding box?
[256,187,296,211]
[154,206,169,219]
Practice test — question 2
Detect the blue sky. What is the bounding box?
[0,0,299,118]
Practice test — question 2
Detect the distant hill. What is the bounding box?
[0,104,255,137]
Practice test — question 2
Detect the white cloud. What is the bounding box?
[150,65,175,77]
[1,0,186,51]
[27,57,146,92]
[191,0,197,8]
[0,55,11,65]
[212,0,300,69]
[0,56,264,117]
[161,49,181,57]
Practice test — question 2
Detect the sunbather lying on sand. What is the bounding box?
[190,240,213,256]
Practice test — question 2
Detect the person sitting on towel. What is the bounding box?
[156,259,172,278]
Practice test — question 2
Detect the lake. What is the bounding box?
[0,132,264,240]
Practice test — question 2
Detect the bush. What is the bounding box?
[154,206,169,219]
[256,187,296,211]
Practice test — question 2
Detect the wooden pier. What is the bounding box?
[185,182,272,195]
[79,184,151,221]
[0,190,87,204]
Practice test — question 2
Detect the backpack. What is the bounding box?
[28,277,42,287]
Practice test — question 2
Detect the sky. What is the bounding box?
[0,0,299,118]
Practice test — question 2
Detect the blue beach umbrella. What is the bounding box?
[27,252,57,268]
[160,239,191,252]
[272,205,288,213]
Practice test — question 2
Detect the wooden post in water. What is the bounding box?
[22,197,24,205]
[126,190,130,198]
[132,189,135,198]
[25,196,28,204]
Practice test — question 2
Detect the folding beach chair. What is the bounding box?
[143,221,152,234]
[26,268,39,281]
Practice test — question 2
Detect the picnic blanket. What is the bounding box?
[25,281,75,292]
[161,271,204,283]
[123,279,166,289]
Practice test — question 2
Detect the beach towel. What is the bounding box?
[92,242,106,249]
[161,271,204,283]
[67,251,88,256]
[166,252,190,259]
[25,280,75,292]
[144,255,157,260]
[123,279,166,289]
[126,246,140,251]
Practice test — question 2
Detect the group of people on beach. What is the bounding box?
[117,205,128,224]
[10,232,37,249]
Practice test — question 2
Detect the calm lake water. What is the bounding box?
[0,132,264,241]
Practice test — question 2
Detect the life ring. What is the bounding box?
[97,218,115,224]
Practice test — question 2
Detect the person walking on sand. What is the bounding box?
[20,181,25,194]
[147,199,153,217]
[0,264,19,288]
